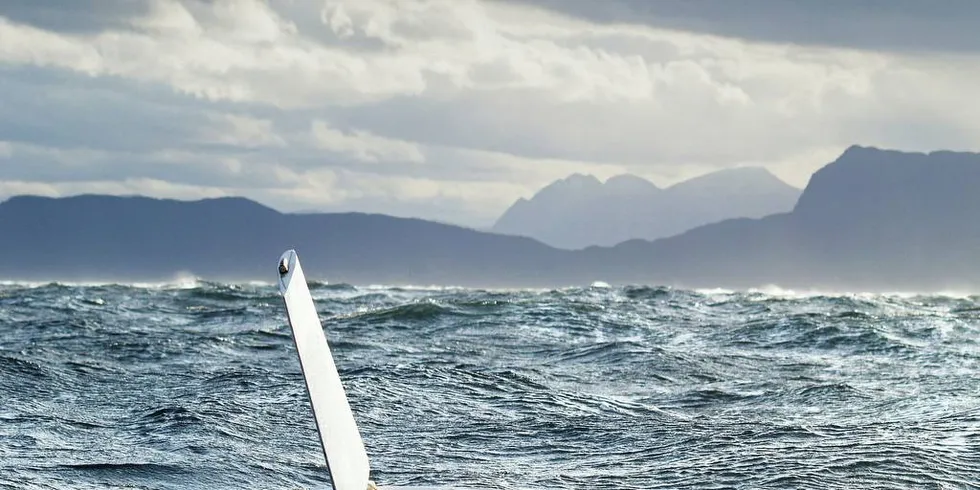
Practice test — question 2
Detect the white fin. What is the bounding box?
[277,250,372,490]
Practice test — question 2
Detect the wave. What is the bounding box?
[343,300,454,323]
[59,462,191,477]
[698,283,980,301]
[3,278,979,489]
[3,277,978,301]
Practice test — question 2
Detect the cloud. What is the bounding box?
[496,0,980,55]
[199,113,286,149]
[310,120,425,164]
[1,0,980,227]
[0,0,151,34]
[0,140,271,189]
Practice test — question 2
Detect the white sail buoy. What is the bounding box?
[277,250,374,490]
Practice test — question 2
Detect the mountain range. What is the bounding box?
[2,145,980,292]
[491,167,801,249]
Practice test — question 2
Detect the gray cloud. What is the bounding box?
[498,0,980,54]
[0,0,151,33]
[0,142,287,191]
[0,66,216,153]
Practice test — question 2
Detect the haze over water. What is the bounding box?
[1,280,978,489]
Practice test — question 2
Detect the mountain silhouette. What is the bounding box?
[491,167,801,249]
[1,145,979,292]
[0,193,572,285]
[578,145,980,291]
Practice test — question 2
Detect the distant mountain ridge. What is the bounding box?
[575,145,980,291]
[0,194,569,285]
[2,145,980,292]
[491,166,801,249]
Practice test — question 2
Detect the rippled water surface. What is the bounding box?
[2,281,979,489]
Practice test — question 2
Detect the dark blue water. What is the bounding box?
[1,280,979,489]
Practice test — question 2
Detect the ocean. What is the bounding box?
[1,280,978,489]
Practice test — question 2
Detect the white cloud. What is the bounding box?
[0,0,877,110]
[199,113,285,149]
[204,0,296,43]
[0,17,104,75]
[131,0,201,37]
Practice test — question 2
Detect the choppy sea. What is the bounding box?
[1,280,979,489]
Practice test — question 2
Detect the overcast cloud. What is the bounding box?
[1,0,979,227]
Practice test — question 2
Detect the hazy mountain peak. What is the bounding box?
[527,173,602,201]
[559,173,603,187]
[492,165,801,249]
[603,174,660,193]
[667,166,796,194]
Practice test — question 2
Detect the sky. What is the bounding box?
[1,0,979,227]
